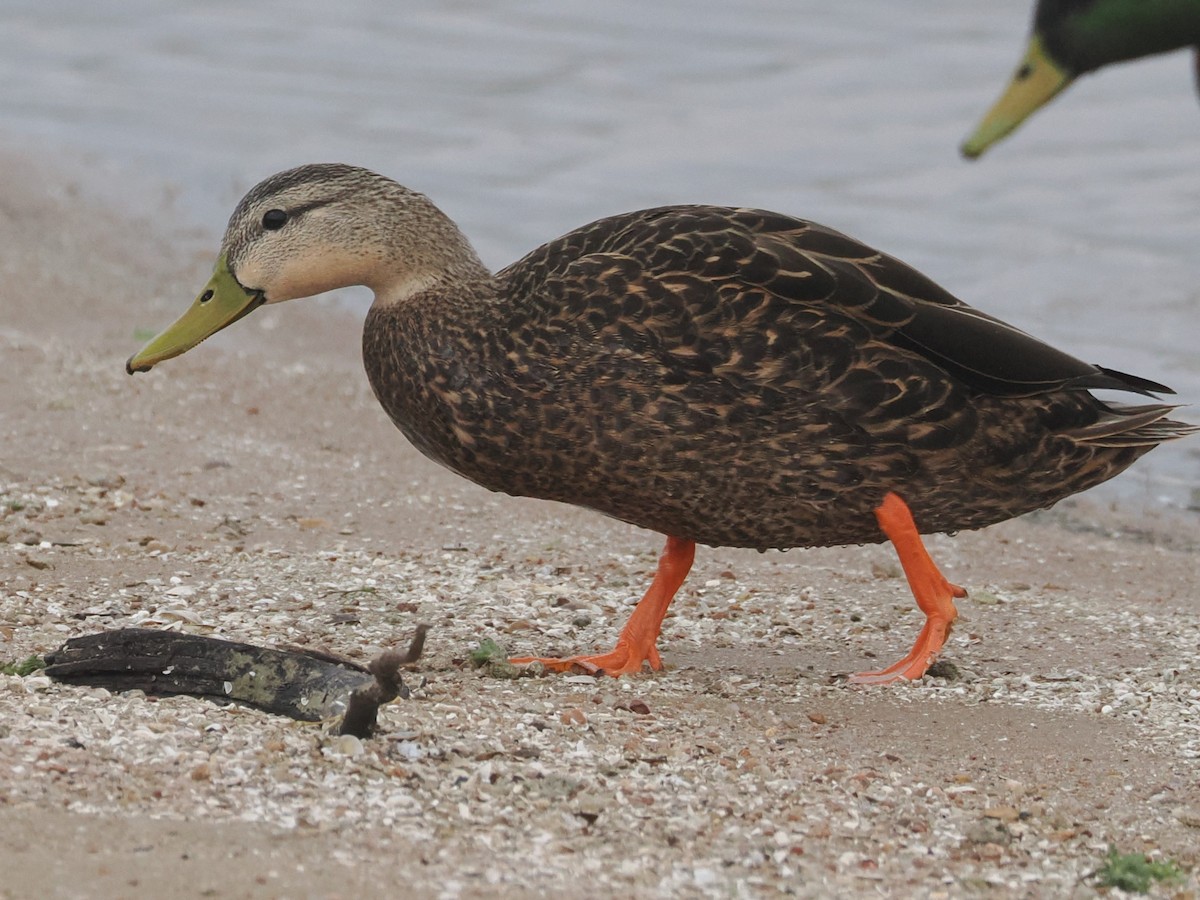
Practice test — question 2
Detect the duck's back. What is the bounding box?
[363,206,1183,550]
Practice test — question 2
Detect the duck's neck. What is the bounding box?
[359,189,509,478]
[367,193,495,310]
[371,248,494,309]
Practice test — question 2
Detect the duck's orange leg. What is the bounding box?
[850,492,967,685]
[511,535,696,677]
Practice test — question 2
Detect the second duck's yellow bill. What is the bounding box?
[962,35,1072,159]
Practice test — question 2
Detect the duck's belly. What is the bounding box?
[454,430,1105,550]
[387,378,1140,551]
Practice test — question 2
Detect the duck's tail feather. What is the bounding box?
[1069,403,1199,448]
[1071,366,1175,397]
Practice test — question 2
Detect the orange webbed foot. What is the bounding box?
[511,537,693,678]
[850,492,966,685]
[510,641,663,677]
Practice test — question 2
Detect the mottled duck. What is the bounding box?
[127,164,1194,683]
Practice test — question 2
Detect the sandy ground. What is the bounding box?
[2,150,1199,898]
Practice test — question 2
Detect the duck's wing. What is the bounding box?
[742,210,1170,399]
[505,205,1169,401]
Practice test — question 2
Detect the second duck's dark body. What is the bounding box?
[363,204,1182,551]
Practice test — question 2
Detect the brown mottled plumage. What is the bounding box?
[364,202,1181,550]
[127,164,1195,682]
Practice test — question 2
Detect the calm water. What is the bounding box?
[2,0,1197,507]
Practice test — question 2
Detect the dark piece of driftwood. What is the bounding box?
[44,625,428,737]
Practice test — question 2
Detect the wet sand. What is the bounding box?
[2,149,1199,897]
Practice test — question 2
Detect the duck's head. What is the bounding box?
[961,0,1200,159]
[127,163,480,374]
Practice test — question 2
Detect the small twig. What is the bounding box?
[339,625,429,738]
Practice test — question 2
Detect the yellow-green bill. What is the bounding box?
[961,35,1072,159]
[126,255,263,374]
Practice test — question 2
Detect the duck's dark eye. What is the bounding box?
[262,209,288,230]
